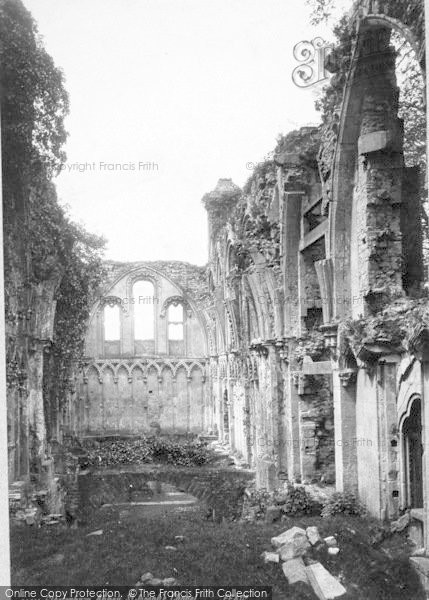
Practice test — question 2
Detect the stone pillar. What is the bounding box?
[377,358,400,519]
[186,375,191,434]
[332,367,358,493]
[172,377,177,432]
[284,367,301,482]
[228,377,235,451]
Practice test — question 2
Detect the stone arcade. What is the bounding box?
[5,0,429,581]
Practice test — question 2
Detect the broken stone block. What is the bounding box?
[165,545,177,551]
[306,563,346,599]
[390,512,410,533]
[261,551,279,564]
[147,579,163,586]
[324,536,338,547]
[282,557,309,585]
[328,547,340,556]
[140,573,154,583]
[306,526,322,546]
[271,526,307,550]
[163,578,179,586]
[265,506,281,523]
[410,557,429,578]
[278,534,311,561]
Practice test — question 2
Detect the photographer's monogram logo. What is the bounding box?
[292,37,333,87]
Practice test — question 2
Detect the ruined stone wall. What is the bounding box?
[80,262,210,436]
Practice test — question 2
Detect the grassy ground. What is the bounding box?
[10,503,425,600]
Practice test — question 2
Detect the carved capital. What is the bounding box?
[338,368,357,387]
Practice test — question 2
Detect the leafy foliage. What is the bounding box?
[305,0,337,25]
[339,295,429,356]
[282,483,322,516]
[83,437,212,468]
[321,491,366,517]
[1,1,105,424]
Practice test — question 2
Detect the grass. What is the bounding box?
[10,504,425,600]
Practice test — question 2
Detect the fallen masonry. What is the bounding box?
[266,525,345,599]
[136,573,180,587]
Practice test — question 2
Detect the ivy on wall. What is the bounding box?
[1,1,105,431]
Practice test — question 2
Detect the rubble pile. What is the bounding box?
[261,525,346,599]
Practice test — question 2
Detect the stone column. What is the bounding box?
[186,375,191,434]
[172,376,177,432]
[377,358,401,520]
[228,377,235,451]
[332,367,358,493]
[286,371,302,483]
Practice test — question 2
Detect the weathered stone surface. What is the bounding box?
[163,578,179,586]
[278,535,311,561]
[391,513,410,533]
[282,557,309,585]
[271,526,307,550]
[261,551,279,564]
[306,526,322,546]
[306,563,346,599]
[86,529,103,536]
[324,536,337,547]
[410,557,429,577]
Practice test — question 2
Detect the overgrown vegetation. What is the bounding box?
[339,296,429,358]
[11,508,425,599]
[282,484,322,516]
[83,437,212,468]
[1,1,105,415]
[321,491,367,518]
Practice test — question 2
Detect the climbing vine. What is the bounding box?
[1,1,105,427]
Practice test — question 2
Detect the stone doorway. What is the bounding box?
[403,397,423,509]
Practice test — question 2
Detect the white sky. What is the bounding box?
[23,0,350,265]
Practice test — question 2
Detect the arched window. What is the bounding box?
[133,280,155,343]
[168,304,184,341]
[104,304,120,340]
[103,304,120,356]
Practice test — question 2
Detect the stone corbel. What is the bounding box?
[338,368,358,387]
[356,341,400,369]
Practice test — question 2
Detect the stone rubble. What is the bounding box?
[324,536,337,547]
[306,562,346,599]
[390,512,411,533]
[260,551,279,564]
[263,525,346,598]
[136,573,179,587]
[281,557,309,585]
[306,526,322,546]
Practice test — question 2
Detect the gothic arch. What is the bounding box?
[160,295,190,318]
